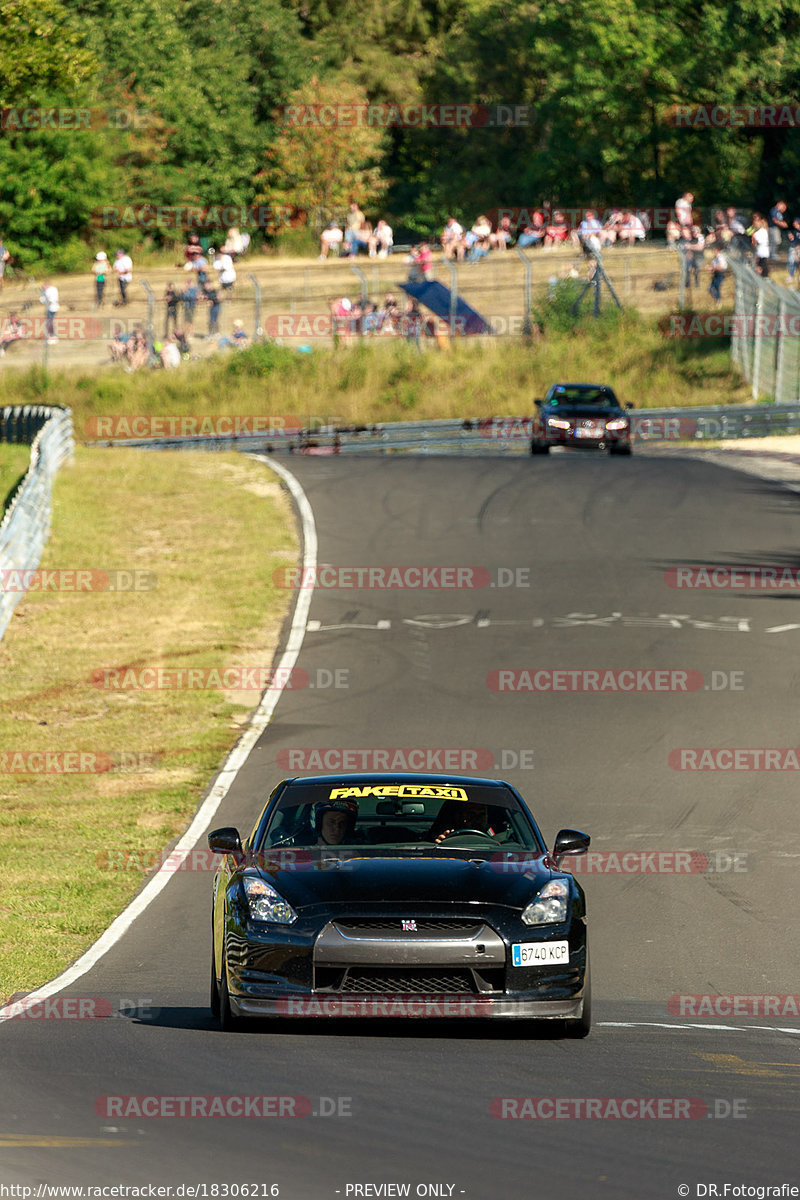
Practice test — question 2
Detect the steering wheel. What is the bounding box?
[435,828,502,845]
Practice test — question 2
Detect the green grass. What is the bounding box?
[1,444,32,513]
[0,448,296,997]
[0,308,754,441]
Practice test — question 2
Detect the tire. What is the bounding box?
[609,444,632,456]
[530,441,550,455]
[564,957,592,1039]
[210,943,220,1020]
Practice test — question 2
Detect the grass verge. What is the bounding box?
[0,447,297,997]
[1,444,33,513]
[0,310,753,440]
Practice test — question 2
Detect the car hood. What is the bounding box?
[547,406,624,421]
[250,851,553,911]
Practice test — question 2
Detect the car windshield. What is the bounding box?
[257,781,544,855]
[548,386,619,407]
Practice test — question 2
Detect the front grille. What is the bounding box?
[339,969,475,995]
[333,919,483,936]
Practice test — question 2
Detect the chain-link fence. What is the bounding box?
[726,256,800,403]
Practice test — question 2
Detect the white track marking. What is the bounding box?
[0,456,313,1022]
[598,1021,800,1035]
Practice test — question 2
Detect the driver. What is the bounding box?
[429,799,496,845]
[311,798,359,846]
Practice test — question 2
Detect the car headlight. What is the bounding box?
[605,418,628,431]
[547,418,571,430]
[521,879,569,925]
[243,877,297,924]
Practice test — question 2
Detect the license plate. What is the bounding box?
[573,426,601,439]
[512,940,570,967]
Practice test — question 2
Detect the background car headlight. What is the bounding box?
[547,418,571,430]
[243,877,297,924]
[521,879,569,925]
[605,418,628,431]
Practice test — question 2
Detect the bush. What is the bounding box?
[225,342,297,377]
[531,277,626,336]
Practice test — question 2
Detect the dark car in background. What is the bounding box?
[209,774,591,1035]
[530,382,633,455]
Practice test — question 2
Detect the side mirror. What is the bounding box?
[625,402,634,410]
[208,826,243,856]
[552,828,590,864]
[534,399,543,407]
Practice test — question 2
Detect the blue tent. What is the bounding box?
[400,280,492,336]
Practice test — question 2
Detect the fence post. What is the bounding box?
[349,264,369,338]
[514,246,532,337]
[247,273,261,340]
[751,278,764,399]
[442,259,459,337]
[140,280,155,346]
[775,296,787,403]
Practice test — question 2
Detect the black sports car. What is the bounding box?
[209,774,591,1034]
[530,382,633,454]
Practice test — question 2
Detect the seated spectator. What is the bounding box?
[319,222,343,260]
[490,216,514,250]
[441,217,465,260]
[161,334,182,369]
[409,241,433,281]
[345,219,372,257]
[544,211,571,247]
[599,209,623,246]
[380,292,402,332]
[517,212,546,248]
[231,319,248,346]
[465,215,492,254]
[0,312,24,355]
[617,211,646,245]
[401,299,423,340]
[126,328,149,370]
[368,219,393,258]
[108,330,129,362]
[572,210,602,251]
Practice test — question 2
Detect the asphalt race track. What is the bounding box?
[2,451,800,1198]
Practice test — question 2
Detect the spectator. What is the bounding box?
[544,210,570,247]
[685,224,705,285]
[599,208,623,246]
[0,312,24,355]
[369,219,393,258]
[402,299,423,343]
[708,210,731,247]
[346,219,372,257]
[343,202,366,255]
[214,250,236,294]
[193,253,209,286]
[203,281,221,335]
[328,295,353,341]
[726,208,750,256]
[752,213,770,276]
[231,319,248,346]
[665,217,682,245]
[92,251,108,309]
[182,281,198,335]
[441,217,465,260]
[517,212,546,248]
[409,241,433,281]
[184,233,203,266]
[164,281,179,337]
[572,210,602,251]
[769,199,788,258]
[617,211,646,245]
[125,327,149,370]
[708,247,728,304]
[39,280,59,343]
[787,216,800,284]
[465,215,492,256]
[675,192,694,229]
[222,227,244,258]
[0,237,9,289]
[490,216,514,250]
[160,333,182,369]
[319,222,343,260]
[113,248,133,305]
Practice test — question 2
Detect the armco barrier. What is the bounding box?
[0,406,75,642]
[86,405,800,456]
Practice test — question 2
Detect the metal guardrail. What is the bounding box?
[0,406,75,642]
[85,403,800,457]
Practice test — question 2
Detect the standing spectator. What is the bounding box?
[343,202,366,255]
[164,282,179,337]
[409,241,433,280]
[184,233,203,266]
[685,225,705,285]
[369,219,393,258]
[752,213,770,275]
[665,217,682,245]
[92,251,108,308]
[214,250,236,294]
[182,280,198,335]
[319,222,343,259]
[769,199,788,258]
[441,217,465,260]
[222,227,244,258]
[786,216,800,283]
[203,281,220,335]
[675,192,694,229]
[0,237,10,289]
[39,280,59,343]
[708,247,728,304]
[113,248,133,305]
